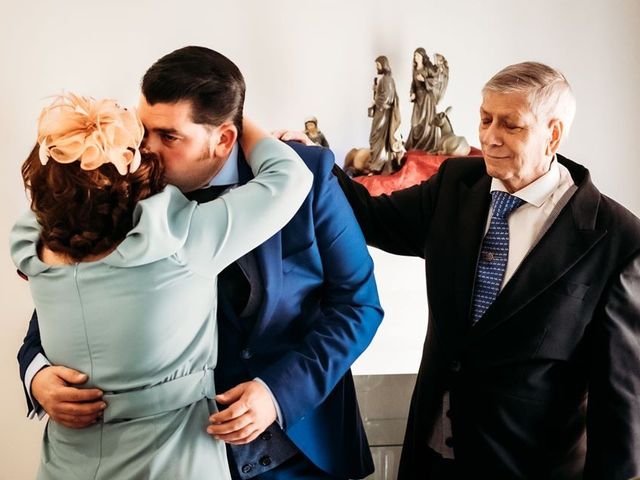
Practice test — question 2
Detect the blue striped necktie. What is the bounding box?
[471,191,525,324]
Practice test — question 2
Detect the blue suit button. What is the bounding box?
[259,455,272,467]
[241,348,252,360]
[241,463,253,474]
[260,431,272,441]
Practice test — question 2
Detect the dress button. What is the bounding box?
[449,360,462,373]
[445,409,452,418]
[241,463,253,474]
[259,455,272,467]
[260,431,272,441]
[241,348,252,360]
[445,437,454,448]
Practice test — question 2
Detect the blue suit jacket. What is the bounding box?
[18,142,383,479]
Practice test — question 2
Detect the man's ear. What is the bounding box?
[210,122,238,159]
[546,118,563,156]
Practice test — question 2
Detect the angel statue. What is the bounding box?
[433,53,449,108]
[405,47,439,152]
[367,55,403,174]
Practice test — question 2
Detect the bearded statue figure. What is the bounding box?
[367,55,403,174]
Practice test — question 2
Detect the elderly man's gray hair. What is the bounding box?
[483,61,577,135]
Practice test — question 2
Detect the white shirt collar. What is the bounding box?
[490,156,560,208]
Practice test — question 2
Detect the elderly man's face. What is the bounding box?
[479,91,555,192]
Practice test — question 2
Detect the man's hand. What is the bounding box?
[271,129,315,147]
[32,366,105,428]
[208,380,277,445]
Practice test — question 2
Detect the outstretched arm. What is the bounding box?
[332,161,447,258]
[273,129,442,259]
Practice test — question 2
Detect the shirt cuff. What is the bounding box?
[254,377,284,428]
[25,353,50,420]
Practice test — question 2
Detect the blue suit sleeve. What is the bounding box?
[17,309,45,412]
[258,146,384,427]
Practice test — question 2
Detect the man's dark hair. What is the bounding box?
[142,46,245,136]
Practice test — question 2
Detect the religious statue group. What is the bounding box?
[345,48,470,177]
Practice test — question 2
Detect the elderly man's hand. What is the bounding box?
[272,129,315,147]
[32,366,105,428]
[208,380,277,445]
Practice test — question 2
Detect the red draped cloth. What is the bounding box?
[353,147,483,196]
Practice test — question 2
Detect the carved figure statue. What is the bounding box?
[343,148,372,177]
[367,55,403,174]
[433,53,449,108]
[432,106,470,156]
[303,116,329,148]
[405,48,438,152]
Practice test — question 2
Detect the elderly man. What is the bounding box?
[329,62,640,479]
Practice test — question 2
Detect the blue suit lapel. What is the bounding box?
[238,149,283,343]
[250,232,282,343]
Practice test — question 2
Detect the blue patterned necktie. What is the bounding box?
[471,191,525,324]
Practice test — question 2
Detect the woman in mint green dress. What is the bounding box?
[10,94,312,479]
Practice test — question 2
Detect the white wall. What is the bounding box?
[1,0,638,477]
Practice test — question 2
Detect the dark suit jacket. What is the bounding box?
[18,142,383,479]
[335,154,640,479]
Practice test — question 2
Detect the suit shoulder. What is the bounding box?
[599,194,640,243]
[441,156,486,177]
[285,142,334,176]
[431,156,486,191]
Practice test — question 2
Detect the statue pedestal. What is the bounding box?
[353,147,482,196]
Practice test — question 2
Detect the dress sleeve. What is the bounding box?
[181,138,313,276]
[10,211,50,276]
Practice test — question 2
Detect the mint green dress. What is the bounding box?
[10,139,312,480]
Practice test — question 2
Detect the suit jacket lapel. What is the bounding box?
[466,161,606,343]
[448,175,491,342]
[237,149,284,344]
[248,233,282,344]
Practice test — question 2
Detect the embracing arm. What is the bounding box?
[584,251,640,478]
[17,310,48,415]
[183,129,312,275]
[17,310,104,426]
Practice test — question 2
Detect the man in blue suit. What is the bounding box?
[17,46,383,479]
